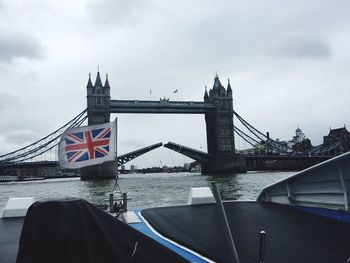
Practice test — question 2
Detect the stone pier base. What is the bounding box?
[80,161,117,180]
[202,154,246,174]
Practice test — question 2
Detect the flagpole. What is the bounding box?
[114,117,118,181]
[110,117,119,213]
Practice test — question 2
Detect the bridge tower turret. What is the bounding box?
[87,71,111,125]
[227,78,232,98]
[204,74,245,173]
[204,86,209,102]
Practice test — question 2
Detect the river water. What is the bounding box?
[0,171,295,211]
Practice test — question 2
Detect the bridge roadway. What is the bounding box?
[110,100,215,114]
[163,142,210,163]
[0,161,58,169]
[245,155,332,161]
[245,155,333,171]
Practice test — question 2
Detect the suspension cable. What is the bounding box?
[233,125,260,145]
[12,115,88,163]
[0,109,86,158]
[0,110,87,163]
[234,127,257,148]
[234,110,300,154]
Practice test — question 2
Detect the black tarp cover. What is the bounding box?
[142,202,350,263]
[16,199,189,263]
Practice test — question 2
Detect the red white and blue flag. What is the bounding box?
[58,121,116,169]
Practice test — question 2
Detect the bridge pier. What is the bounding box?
[202,154,246,174]
[80,161,117,180]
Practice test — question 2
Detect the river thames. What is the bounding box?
[0,171,295,211]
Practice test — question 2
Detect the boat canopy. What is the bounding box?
[257,151,350,211]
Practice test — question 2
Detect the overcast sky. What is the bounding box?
[0,0,349,168]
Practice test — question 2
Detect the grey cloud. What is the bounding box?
[5,129,39,144]
[0,0,349,167]
[120,138,146,149]
[87,0,146,27]
[268,35,331,59]
[0,31,44,62]
[0,92,15,110]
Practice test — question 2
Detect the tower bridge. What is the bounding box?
[84,72,245,179]
[1,71,348,180]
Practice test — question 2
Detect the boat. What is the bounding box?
[1,151,350,263]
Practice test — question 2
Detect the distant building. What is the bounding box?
[292,127,306,144]
[130,165,137,173]
[322,126,350,155]
[274,139,289,154]
[238,126,311,155]
[283,126,309,152]
[251,126,310,155]
[260,127,309,154]
[242,125,350,156]
[183,163,191,171]
[190,164,201,173]
[324,127,350,145]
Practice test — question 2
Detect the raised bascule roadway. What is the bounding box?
[0,72,340,179]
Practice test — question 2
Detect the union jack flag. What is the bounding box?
[59,122,116,169]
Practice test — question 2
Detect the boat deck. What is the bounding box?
[1,201,350,263]
[141,201,350,263]
[0,217,23,263]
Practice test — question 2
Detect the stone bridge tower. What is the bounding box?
[204,75,245,173]
[82,72,115,180]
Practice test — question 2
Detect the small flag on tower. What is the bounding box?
[58,121,117,169]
